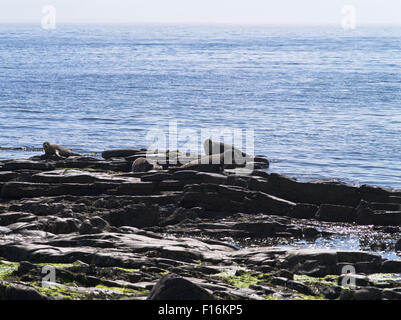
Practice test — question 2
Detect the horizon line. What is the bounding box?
[1,21,401,27]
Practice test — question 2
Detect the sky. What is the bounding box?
[0,0,400,25]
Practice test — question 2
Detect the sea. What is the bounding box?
[1,24,400,189]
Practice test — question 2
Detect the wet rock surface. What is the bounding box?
[1,150,401,300]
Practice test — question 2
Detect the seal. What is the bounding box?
[132,157,163,173]
[203,139,247,157]
[43,142,81,158]
[179,149,245,172]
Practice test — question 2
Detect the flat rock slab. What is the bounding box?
[0,160,55,171]
[1,182,119,199]
[101,149,145,159]
[230,247,384,278]
[159,213,323,239]
[248,173,399,207]
[32,170,139,184]
[0,232,236,265]
[0,172,20,182]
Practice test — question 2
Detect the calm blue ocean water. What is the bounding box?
[0,24,400,188]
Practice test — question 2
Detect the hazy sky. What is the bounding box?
[0,0,400,25]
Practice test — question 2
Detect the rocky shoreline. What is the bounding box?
[1,148,401,300]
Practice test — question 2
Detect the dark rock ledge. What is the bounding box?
[0,149,401,300]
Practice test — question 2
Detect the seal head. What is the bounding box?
[132,157,162,173]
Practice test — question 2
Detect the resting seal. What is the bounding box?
[204,139,247,157]
[179,149,246,172]
[132,157,163,173]
[43,142,81,158]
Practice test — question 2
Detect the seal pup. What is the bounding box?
[132,157,163,173]
[43,142,81,158]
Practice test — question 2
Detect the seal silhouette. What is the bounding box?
[43,142,81,158]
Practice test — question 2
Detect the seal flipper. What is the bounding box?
[54,149,65,160]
